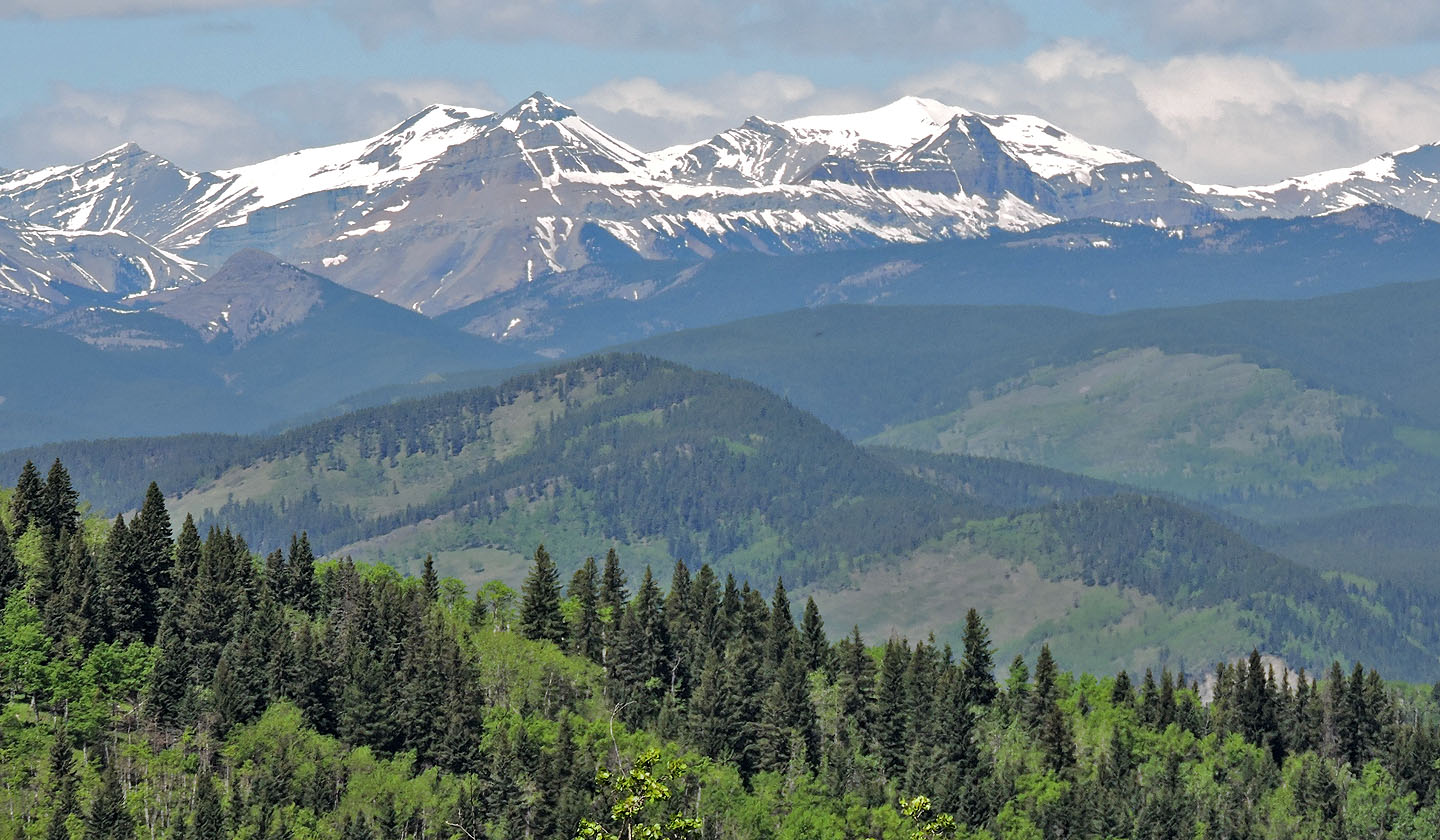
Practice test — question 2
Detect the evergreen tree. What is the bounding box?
[146,612,191,729]
[1028,644,1059,727]
[688,564,723,655]
[610,567,669,724]
[100,515,140,643]
[874,637,911,780]
[83,760,134,840]
[43,459,80,537]
[756,650,818,773]
[0,523,19,605]
[567,557,602,663]
[11,459,45,536]
[420,554,439,604]
[47,726,79,840]
[1111,670,1134,707]
[598,547,627,629]
[663,560,695,698]
[766,577,795,669]
[959,608,997,708]
[192,766,224,840]
[520,544,565,644]
[799,596,829,673]
[130,482,172,639]
[287,533,318,613]
[686,649,729,758]
[171,514,202,592]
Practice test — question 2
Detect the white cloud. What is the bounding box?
[900,42,1440,184]
[1,0,304,18]
[1096,0,1440,50]
[341,0,1027,55]
[0,79,504,171]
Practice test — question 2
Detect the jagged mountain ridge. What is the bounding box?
[2,92,1439,319]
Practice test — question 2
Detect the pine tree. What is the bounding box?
[287,533,318,613]
[766,577,796,670]
[100,515,141,643]
[171,514,202,592]
[420,554,439,604]
[599,547,628,629]
[1028,644,1059,727]
[520,544,565,644]
[83,760,134,840]
[11,459,45,536]
[756,651,818,773]
[663,559,694,697]
[47,726,79,840]
[130,482,172,639]
[43,459,80,537]
[688,564,723,655]
[147,613,191,729]
[799,596,829,673]
[874,637,911,780]
[686,649,729,758]
[836,625,876,728]
[567,557,602,663]
[0,523,19,605]
[1111,670,1133,707]
[192,766,224,840]
[959,608,997,708]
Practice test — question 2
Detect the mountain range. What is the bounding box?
[4,91,1440,330]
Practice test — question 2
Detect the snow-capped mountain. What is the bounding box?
[0,217,203,318]
[1197,143,1440,221]
[2,91,1439,321]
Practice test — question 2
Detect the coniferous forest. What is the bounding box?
[3,460,1440,839]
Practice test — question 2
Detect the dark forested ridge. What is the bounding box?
[0,356,978,582]
[3,463,1440,839]
[6,356,1440,683]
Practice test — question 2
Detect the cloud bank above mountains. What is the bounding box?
[2,0,1438,185]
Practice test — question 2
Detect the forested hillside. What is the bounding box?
[5,357,1440,681]
[3,463,1440,839]
[0,356,976,584]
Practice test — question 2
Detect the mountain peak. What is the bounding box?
[784,96,970,150]
[504,91,578,123]
[211,248,304,281]
[91,142,153,165]
[387,103,492,136]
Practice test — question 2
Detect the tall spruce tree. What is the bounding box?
[83,759,135,840]
[520,545,565,644]
[874,637,912,780]
[0,523,18,604]
[101,515,142,643]
[799,596,829,673]
[46,726,78,840]
[598,547,628,628]
[420,554,439,604]
[43,459,80,537]
[287,533,318,613]
[766,577,796,669]
[567,557,602,663]
[11,459,45,536]
[192,766,224,840]
[172,514,202,592]
[130,482,172,638]
[960,608,997,708]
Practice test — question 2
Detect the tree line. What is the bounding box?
[2,460,1440,838]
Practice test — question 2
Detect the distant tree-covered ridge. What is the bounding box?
[3,462,1440,838]
[6,356,1440,684]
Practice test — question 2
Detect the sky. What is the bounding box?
[2,0,1440,185]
